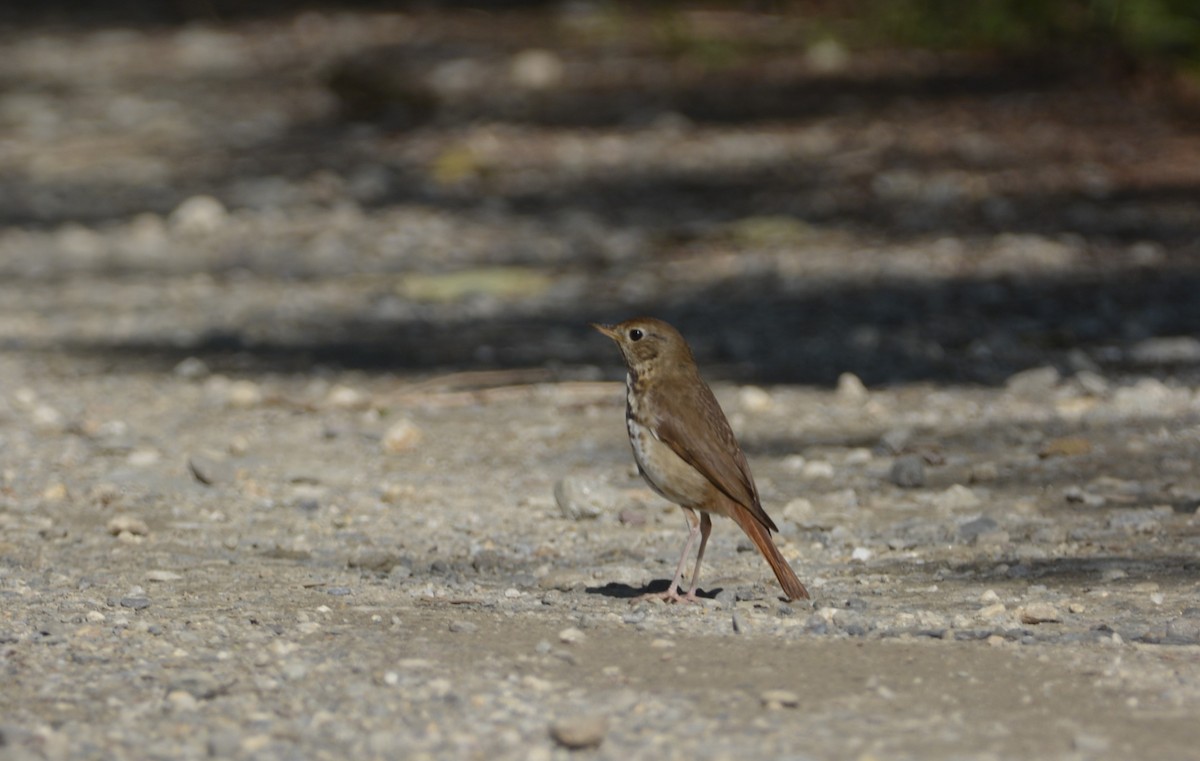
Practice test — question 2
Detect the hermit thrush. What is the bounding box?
[592,317,809,601]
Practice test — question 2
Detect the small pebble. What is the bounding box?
[1019,603,1061,624]
[935,484,981,510]
[969,462,1000,483]
[836,372,868,402]
[327,385,368,409]
[170,194,228,233]
[41,483,68,502]
[1039,436,1092,458]
[958,516,998,542]
[617,509,646,526]
[1005,365,1060,397]
[760,689,800,709]
[878,428,913,454]
[381,419,423,453]
[1165,615,1200,642]
[173,357,210,379]
[801,460,835,479]
[348,550,401,573]
[1063,486,1106,507]
[1128,336,1200,365]
[106,515,149,536]
[738,386,773,412]
[166,690,199,711]
[1073,733,1111,753]
[889,455,925,488]
[554,476,614,520]
[226,380,263,408]
[448,620,478,634]
[978,603,1007,620]
[558,627,586,645]
[549,715,607,750]
[127,448,160,467]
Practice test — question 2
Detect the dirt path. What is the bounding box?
[2,6,1200,760]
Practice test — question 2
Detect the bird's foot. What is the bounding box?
[632,587,701,604]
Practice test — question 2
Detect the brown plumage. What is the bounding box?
[592,317,809,602]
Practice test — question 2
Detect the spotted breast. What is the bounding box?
[624,372,714,510]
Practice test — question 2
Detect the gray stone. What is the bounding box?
[1165,614,1200,642]
[958,516,999,541]
[554,476,616,520]
[889,455,926,488]
[1107,506,1173,533]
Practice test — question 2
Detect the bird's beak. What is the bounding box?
[590,323,619,340]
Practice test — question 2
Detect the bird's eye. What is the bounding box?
[628,328,644,341]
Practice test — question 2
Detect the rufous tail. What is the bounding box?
[730,506,810,600]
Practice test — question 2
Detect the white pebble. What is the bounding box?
[738,386,773,412]
[1019,602,1061,624]
[106,515,149,536]
[801,460,835,480]
[127,448,160,467]
[226,380,263,408]
[760,689,800,708]
[32,404,64,430]
[166,690,199,711]
[558,627,586,645]
[326,384,368,409]
[381,418,422,453]
[978,603,1007,620]
[935,484,982,510]
[170,194,228,234]
[836,372,868,402]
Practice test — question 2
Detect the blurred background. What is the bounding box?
[1,0,1198,386]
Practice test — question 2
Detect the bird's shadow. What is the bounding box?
[584,580,723,600]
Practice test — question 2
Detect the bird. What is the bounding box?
[592,317,809,602]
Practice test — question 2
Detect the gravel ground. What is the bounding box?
[2,7,1200,761]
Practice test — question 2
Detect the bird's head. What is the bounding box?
[591,317,695,375]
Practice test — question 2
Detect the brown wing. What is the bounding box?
[649,373,779,533]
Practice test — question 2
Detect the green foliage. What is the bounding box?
[861,0,1200,66]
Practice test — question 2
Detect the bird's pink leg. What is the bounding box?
[637,508,700,603]
[682,512,712,601]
